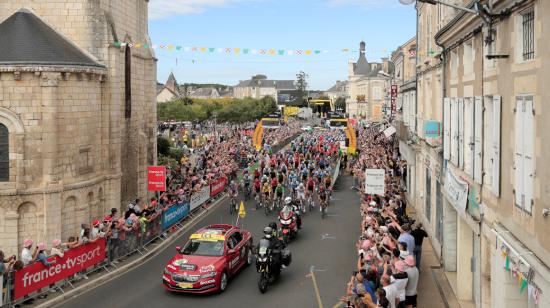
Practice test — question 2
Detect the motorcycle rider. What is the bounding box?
[284,196,302,229]
[262,226,284,275]
[268,222,279,238]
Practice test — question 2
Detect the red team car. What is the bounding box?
[163,224,254,294]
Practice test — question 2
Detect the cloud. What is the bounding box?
[327,0,400,9]
[149,0,257,19]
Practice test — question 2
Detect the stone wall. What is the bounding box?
[0,0,156,257]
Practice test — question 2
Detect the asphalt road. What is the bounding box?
[57,174,361,308]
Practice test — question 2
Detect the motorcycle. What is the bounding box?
[255,239,291,294]
[278,206,298,244]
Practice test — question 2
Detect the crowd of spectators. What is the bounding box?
[340,125,427,308]
[0,119,303,306]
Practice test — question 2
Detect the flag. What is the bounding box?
[409,50,417,57]
[209,48,215,53]
[278,50,285,56]
[305,50,312,55]
[238,201,246,218]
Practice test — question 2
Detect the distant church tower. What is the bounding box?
[0,1,157,255]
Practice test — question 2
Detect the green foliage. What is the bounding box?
[168,147,184,162]
[335,97,346,112]
[158,154,178,170]
[158,96,277,123]
[157,136,171,156]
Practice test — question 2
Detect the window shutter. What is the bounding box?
[514,97,524,208]
[458,98,465,169]
[444,97,451,160]
[464,97,474,176]
[410,94,416,133]
[492,96,501,196]
[451,98,458,166]
[523,97,534,213]
[474,96,483,183]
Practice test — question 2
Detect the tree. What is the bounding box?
[295,71,308,93]
[335,97,346,112]
[157,136,171,156]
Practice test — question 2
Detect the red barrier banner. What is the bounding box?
[210,177,228,197]
[147,166,166,191]
[14,239,106,300]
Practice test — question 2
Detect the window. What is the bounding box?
[124,45,132,118]
[0,124,8,181]
[522,10,535,61]
[450,50,458,79]
[483,96,501,196]
[484,28,497,69]
[514,96,534,213]
[464,42,473,75]
[373,86,381,100]
[79,147,93,174]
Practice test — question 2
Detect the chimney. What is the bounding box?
[382,57,389,73]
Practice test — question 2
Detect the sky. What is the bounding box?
[149,0,416,90]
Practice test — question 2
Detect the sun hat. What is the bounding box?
[52,239,62,247]
[23,239,33,248]
[395,260,406,272]
[361,240,372,250]
[404,255,416,267]
[92,219,100,227]
[37,243,46,251]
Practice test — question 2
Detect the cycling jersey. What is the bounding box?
[270,178,278,187]
[262,185,271,193]
[275,186,284,195]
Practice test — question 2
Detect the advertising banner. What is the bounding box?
[444,167,469,213]
[365,169,385,195]
[391,85,397,116]
[210,177,228,197]
[147,166,166,191]
[162,202,190,230]
[14,239,106,299]
[190,186,211,211]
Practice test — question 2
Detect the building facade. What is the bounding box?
[233,75,296,102]
[0,1,157,257]
[346,41,391,122]
[397,0,550,307]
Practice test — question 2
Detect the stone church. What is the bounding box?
[0,1,157,256]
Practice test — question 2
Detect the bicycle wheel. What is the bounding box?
[321,203,326,219]
[230,200,234,214]
[264,199,269,215]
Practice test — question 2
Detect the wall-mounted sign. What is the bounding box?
[424,120,441,138]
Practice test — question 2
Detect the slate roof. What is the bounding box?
[354,52,371,76]
[0,9,104,68]
[235,78,296,89]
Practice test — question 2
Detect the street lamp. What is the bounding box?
[398,0,481,15]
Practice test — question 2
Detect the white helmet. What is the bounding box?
[369,201,376,206]
[285,197,292,205]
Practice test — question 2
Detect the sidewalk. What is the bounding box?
[416,240,461,308]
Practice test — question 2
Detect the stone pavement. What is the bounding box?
[417,238,462,308]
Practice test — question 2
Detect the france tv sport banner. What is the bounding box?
[210,177,228,197]
[162,202,190,230]
[14,239,106,299]
[190,186,211,211]
[147,166,166,191]
[365,169,385,196]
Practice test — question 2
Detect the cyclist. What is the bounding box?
[270,176,278,195]
[296,182,306,210]
[253,176,262,196]
[243,171,251,193]
[262,181,272,204]
[318,184,329,212]
[306,176,315,206]
[274,183,285,208]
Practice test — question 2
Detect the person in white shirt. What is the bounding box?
[404,255,419,308]
[381,275,399,308]
[20,239,36,266]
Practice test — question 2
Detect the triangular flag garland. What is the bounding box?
[499,243,542,304]
[111,41,441,57]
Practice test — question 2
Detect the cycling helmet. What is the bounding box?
[263,227,273,239]
[299,183,304,188]
[369,201,376,206]
[285,197,292,205]
[231,180,235,185]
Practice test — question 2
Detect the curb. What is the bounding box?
[36,194,228,308]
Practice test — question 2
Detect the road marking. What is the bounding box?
[331,301,343,308]
[321,234,335,240]
[308,266,324,308]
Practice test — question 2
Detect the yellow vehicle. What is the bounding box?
[308,99,334,118]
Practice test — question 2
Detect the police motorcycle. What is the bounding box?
[278,197,301,244]
[255,226,291,293]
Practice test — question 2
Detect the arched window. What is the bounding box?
[125,45,132,118]
[0,124,8,181]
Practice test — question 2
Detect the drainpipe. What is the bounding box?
[435,4,446,265]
